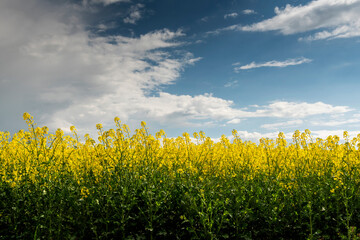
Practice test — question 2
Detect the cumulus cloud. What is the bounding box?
[237,130,287,140]
[0,0,195,133]
[125,98,351,124]
[117,98,351,128]
[224,13,238,19]
[124,3,145,24]
[188,128,360,144]
[232,129,360,142]
[310,130,360,139]
[234,57,312,71]
[251,101,352,118]
[32,30,203,132]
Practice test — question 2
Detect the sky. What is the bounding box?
[1,0,360,141]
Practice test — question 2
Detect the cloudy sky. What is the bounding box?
[1,0,360,141]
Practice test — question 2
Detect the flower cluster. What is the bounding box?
[1,113,360,190]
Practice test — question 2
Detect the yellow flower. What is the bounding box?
[42,126,49,134]
[81,187,90,198]
[55,128,64,138]
[96,123,103,130]
[22,112,31,120]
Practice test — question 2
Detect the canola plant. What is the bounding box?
[1,113,360,239]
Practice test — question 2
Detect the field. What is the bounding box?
[1,113,360,239]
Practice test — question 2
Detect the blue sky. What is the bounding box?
[1,0,360,141]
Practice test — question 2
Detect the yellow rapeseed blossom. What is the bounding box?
[81,187,90,198]
[23,112,31,121]
[1,112,360,196]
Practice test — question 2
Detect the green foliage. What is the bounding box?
[2,168,360,239]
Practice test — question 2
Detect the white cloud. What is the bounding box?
[182,128,360,144]
[234,129,360,142]
[234,57,312,71]
[0,0,197,134]
[227,119,241,124]
[224,13,238,19]
[95,22,118,32]
[124,3,144,24]
[311,130,360,139]
[236,130,288,141]
[311,118,360,126]
[200,17,209,22]
[224,80,238,87]
[242,9,256,15]
[251,101,352,118]
[300,22,360,41]
[209,0,360,41]
[206,25,237,36]
[261,120,303,130]
[240,0,360,40]
[139,93,242,122]
[118,98,351,127]
[87,0,130,5]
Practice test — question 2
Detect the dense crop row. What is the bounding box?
[1,113,360,239]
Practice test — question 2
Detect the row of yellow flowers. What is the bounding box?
[1,113,360,190]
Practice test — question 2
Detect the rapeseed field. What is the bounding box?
[1,113,360,239]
